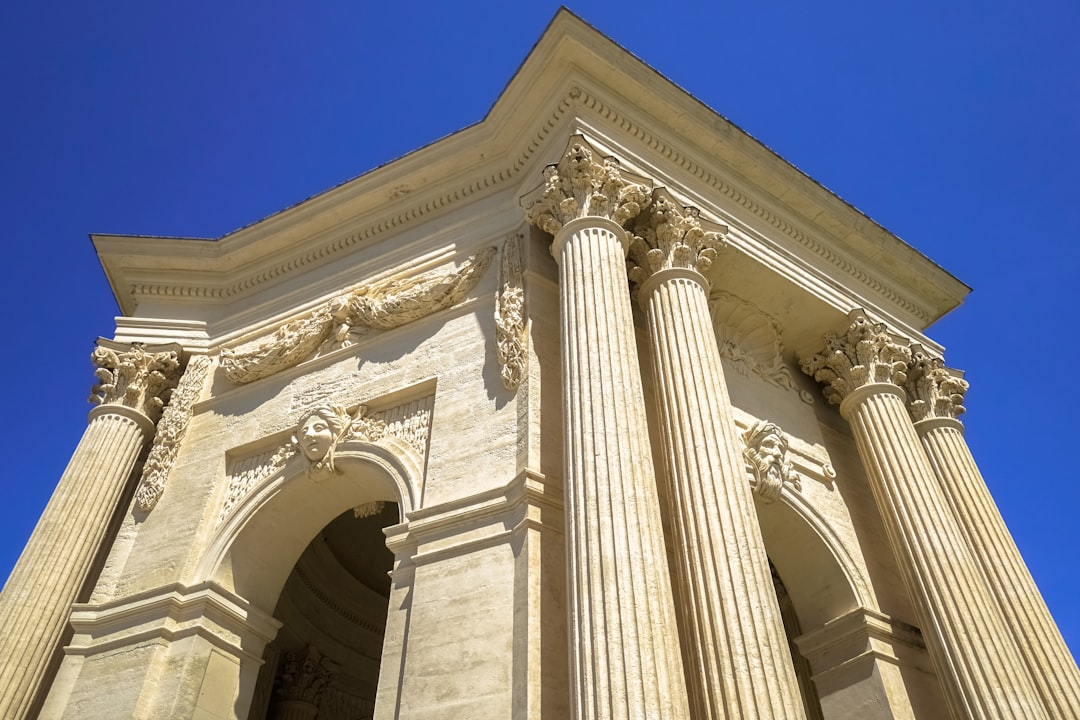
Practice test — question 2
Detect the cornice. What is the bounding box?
[96,9,967,337]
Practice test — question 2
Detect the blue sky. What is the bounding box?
[1,0,1077,661]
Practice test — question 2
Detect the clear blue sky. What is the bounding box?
[2,0,1077,661]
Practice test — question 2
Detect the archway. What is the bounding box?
[191,438,422,720]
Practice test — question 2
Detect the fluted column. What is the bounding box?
[906,348,1080,718]
[0,340,180,720]
[526,139,691,720]
[802,313,1047,720]
[628,192,807,720]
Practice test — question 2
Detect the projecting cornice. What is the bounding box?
[95,9,968,333]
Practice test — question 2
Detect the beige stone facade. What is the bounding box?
[2,11,1078,720]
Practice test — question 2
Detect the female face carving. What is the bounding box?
[298,414,334,461]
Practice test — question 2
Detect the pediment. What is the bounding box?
[94,9,967,348]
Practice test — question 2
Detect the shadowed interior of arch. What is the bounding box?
[245,502,399,719]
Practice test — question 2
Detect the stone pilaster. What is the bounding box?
[802,313,1047,720]
[629,192,808,720]
[526,140,691,720]
[906,348,1080,719]
[0,340,181,720]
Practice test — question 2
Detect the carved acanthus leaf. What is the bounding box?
[276,646,335,707]
[524,138,651,235]
[905,346,968,422]
[134,355,213,512]
[221,247,496,385]
[89,341,182,423]
[800,312,911,405]
[743,420,801,503]
[495,233,529,390]
[628,190,727,289]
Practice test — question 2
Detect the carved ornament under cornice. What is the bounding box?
[710,292,812,403]
[89,340,183,424]
[494,233,529,391]
[134,355,213,512]
[220,247,496,384]
[905,345,968,422]
[523,138,651,236]
[800,312,911,406]
[627,189,727,291]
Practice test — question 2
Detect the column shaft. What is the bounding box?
[0,409,149,720]
[643,272,807,720]
[557,218,690,720]
[918,418,1080,718]
[843,386,1047,719]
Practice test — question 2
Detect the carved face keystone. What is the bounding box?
[298,415,334,462]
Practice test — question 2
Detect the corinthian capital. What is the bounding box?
[89,339,182,423]
[628,189,727,289]
[524,137,652,235]
[800,312,911,406]
[905,345,968,422]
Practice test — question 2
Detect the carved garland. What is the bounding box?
[494,233,529,390]
[221,247,496,385]
[134,355,213,511]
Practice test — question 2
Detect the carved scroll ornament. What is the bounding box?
[743,420,801,503]
[89,341,182,423]
[800,312,911,406]
[524,139,651,234]
[494,233,529,390]
[627,190,727,290]
[221,247,496,384]
[134,355,213,511]
[905,345,969,422]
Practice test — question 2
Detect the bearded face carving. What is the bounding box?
[742,420,801,503]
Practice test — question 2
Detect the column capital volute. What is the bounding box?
[905,344,969,424]
[88,339,183,426]
[800,310,912,407]
[522,135,652,243]
[627,188,728,298]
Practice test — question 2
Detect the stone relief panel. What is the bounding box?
[708,291,812,403]
[218,393,434,525]
[221,247,496,385]
[134,355,213,512]
[743,420,802,503]
[494,233,529,391]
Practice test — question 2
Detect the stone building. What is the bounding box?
[2,10,1077,720]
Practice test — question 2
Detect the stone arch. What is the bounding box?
[195,436,422,613]
[756,489,875,631]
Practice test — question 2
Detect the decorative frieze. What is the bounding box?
[89,340,182,423]
[627,189,726,291]
[524,137,651,236]
[221,247,496,385]
[494,233,529,390]
[134,355,213,511]
[905,345,968,422]
[743,420,802,503]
